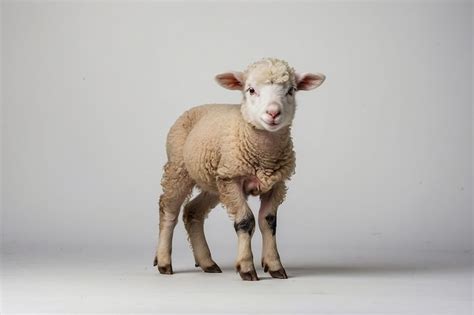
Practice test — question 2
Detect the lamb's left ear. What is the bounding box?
[215,72,244,90]
[296,73,326,91]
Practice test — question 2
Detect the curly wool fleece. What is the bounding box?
[165,104,295,197]
[244,58,297,86]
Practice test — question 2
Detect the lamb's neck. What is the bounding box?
[240,120,292,167]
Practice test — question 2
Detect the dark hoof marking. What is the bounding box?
[269,268,288,279]
[203,263,222,273]
[234,216,255,235]
[195,263,200,267]
[158,264,173,275]
[153,257,158,267]
[265,214,277,235]
[239,270,259,281]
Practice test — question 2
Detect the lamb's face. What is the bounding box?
[240,78,296,132]
[215,58,325,132]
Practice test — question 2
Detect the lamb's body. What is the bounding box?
[154,58,325,281]
[168,104,295,194]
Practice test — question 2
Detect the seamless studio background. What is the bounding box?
[1,1,472,314]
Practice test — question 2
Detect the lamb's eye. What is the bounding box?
[248,87,255,95]
[287,87,295,96]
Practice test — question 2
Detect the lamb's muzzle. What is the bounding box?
[154,57,325,281]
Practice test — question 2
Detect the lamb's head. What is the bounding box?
[215,58,325,132]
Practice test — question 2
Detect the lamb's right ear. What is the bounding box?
[215,72,244,90]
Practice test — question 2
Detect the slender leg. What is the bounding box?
[154,162,194,274]
[217,178,258,281]
[258,181,288,279]
[183,191,222,273]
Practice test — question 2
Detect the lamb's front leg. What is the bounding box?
[258,181,288,279]
[217,178,258,281]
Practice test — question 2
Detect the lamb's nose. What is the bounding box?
[266,109,281,119]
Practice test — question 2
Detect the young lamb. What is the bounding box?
[154,58,325,281]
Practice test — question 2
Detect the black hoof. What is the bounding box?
[203,263,222,273]
[269,268,288,279]
[158,264,173,275]
[153,257,158,267]
[237,267,259,281]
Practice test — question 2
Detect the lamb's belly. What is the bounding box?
[194,177,218,192]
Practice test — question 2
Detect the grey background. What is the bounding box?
[2,1,472,265]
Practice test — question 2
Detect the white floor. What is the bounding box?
[1,247,472,314]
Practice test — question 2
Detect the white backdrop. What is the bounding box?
[2,1,472,264]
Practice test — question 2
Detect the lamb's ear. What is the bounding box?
[296,72,326,91]
[215,72,244,90]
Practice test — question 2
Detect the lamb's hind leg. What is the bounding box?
[154,162,194,274]
[183,191,221,273]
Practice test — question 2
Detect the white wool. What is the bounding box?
[244,58,296,86]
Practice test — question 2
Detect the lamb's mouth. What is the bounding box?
[260,118,280,128]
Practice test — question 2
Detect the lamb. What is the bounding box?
[153,58,325,281]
